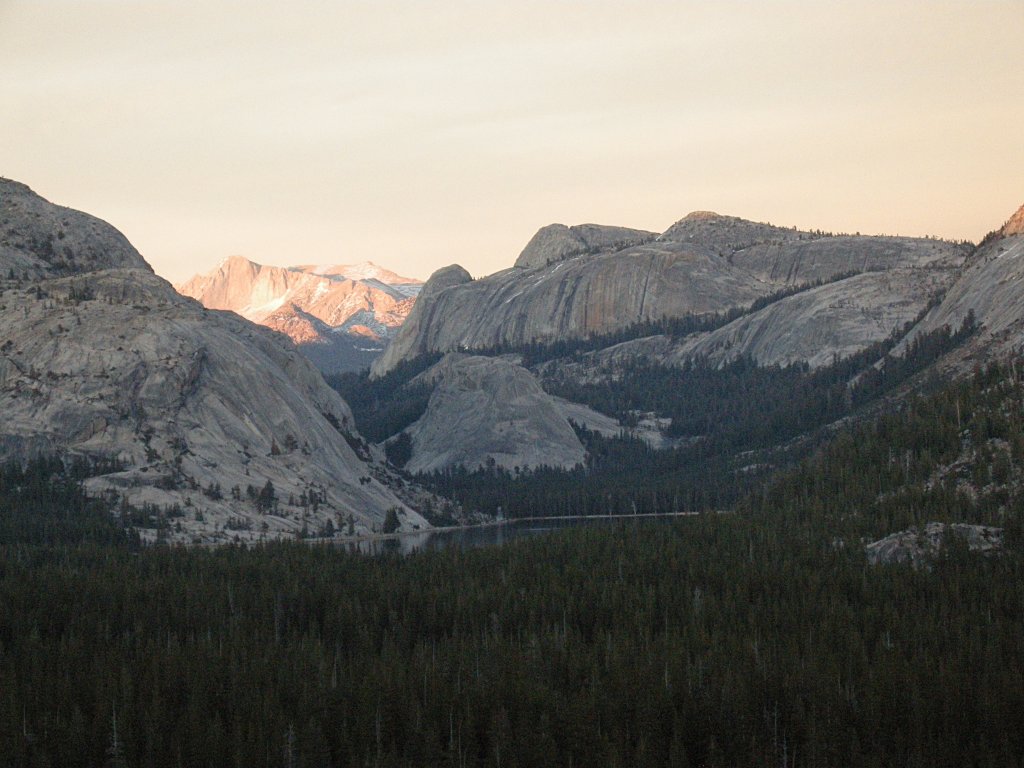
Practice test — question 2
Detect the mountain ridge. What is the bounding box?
[0,179,449,543]
[371,212,968,377]
[177,255,422,373]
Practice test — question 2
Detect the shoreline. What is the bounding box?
[327,510,711,547]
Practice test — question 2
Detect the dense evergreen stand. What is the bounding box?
[2,359,1023,766]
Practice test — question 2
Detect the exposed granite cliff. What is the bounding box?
[896,205,1024,362]
[999,204,1024,238]
[514,223,655,270]
[583,267,955,371]
[0,180,437,543]
[400,355,587,474]
[1,178,151,278]
[372,212,967,377]
[372,240,770,377]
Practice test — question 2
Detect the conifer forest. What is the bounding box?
[2,360,1023,767]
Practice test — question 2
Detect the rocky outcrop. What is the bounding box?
[588,267,954,371]
[658,211,802,253]
[177,256,421,373]
[372,213,967,377]
[727,236,962,285]
[998,204,1024,238]
[865,523,1004,566]
[660,211,962,283]
[1,178,151,279]
[369,265,473,375]
[400,355,587,474]
[514,223,655,270]
[0,180,440,543]
[898,207,1024,360]
[372,241,771,377]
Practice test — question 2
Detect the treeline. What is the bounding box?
[1,478,1021,766]
[420,427,748,520]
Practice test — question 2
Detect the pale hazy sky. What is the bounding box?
[1,1,1022,283]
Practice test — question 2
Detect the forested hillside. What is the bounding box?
[334,312,977,518]
[2,362,1023,766]
[747,358,1024,539]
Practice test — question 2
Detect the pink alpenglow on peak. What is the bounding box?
[176,257,422,373]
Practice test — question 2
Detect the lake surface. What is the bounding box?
[339,514,695,555]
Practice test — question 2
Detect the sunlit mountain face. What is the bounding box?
[176,256,422,373]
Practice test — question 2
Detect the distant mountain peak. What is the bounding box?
[177,256,422,373]
[289,261,421,285]
[220,254,257,267]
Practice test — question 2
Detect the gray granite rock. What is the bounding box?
[590,267,956,371]
[865,523,1004,566]
[401,354,586,474]
[514,223,655,270]
[372,240,770,377]
[372,213,967,377]
[898,209,1024,360]
[1,178,150,279]
[0,181,437,543]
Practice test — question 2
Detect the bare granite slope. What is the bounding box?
[0,181,437,543]
[401,355,587,474]
[999,204,1024,238]
[1,178,151,279]
[372,212,967,377]
[514,223,656,270]
[588,267,955,371]
[660,211,963,283]
[372,240,770,376]
[899,206,1024,360]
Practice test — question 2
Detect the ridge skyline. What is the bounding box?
[1,2,1020,285]
[161,202,997,287]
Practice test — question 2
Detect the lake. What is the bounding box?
[338,513,698,555]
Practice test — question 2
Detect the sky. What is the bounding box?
[1,1,1022,284]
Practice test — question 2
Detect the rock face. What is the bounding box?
[0,180,435,543]
[177,256,421,373]
[589,267,955,371]
[901,206,1024,361]
[400,355,587,474]
[372,242,770,377]
[662,211,961,282]
[999,204,1024,238]
[1,178,151,279]
[372,212,967,377]
[865,523,1004,566]
[514,223,655,270]
[290,261,422,291]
